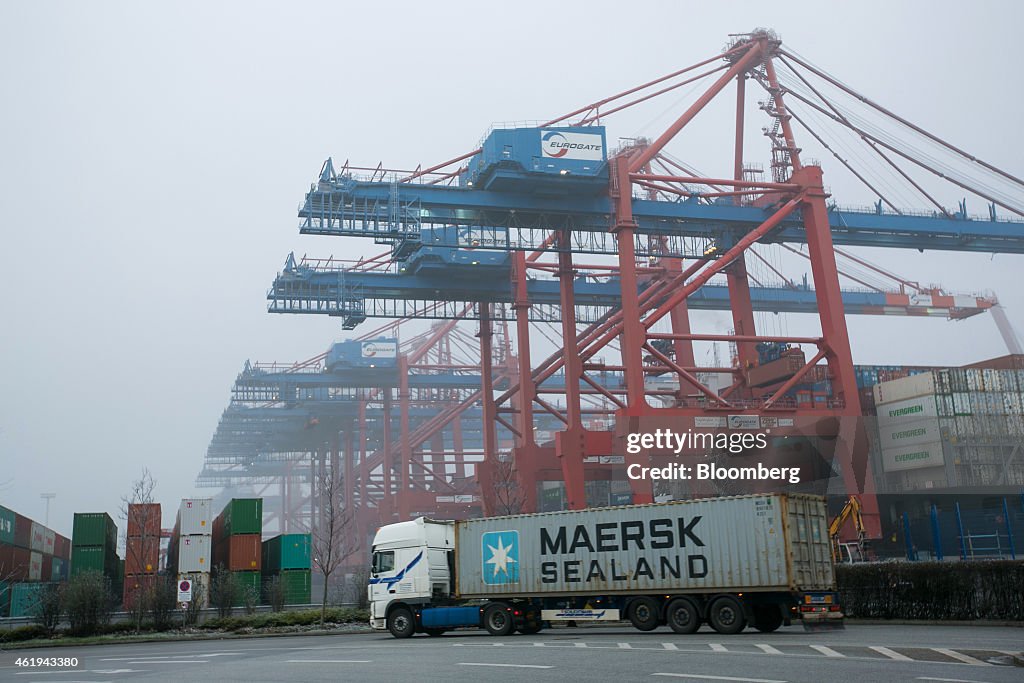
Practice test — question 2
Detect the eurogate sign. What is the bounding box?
[541,129,604,161]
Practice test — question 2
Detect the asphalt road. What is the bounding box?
[1,624,1021,683]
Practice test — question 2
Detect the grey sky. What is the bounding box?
[2,1,1022,535]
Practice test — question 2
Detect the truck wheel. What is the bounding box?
[753,606,783,633]
[708,596,746,635]
[425,628,446,637]
[484,604,515,636]
[666,598,700,634]
[628,597,661,631]
[518,621,543,635]
[387,607,416,639]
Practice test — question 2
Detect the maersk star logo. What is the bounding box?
[481,530,520,585]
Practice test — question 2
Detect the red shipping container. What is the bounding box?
[41,554,53,582]
[127,504,162,538]
[53,534,70,560]
[122,574,158,610]
[14,514,31,548]
[0,544,30,581]
[125,536,160,574]
[223,534,261,571]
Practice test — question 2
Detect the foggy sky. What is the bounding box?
[1,1,1022,536]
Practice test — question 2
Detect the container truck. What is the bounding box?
[369,493,842,638]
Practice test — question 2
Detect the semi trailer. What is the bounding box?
[369,493,843,638]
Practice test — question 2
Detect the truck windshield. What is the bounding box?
[372,550,395,574]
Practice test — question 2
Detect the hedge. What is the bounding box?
[836,560,1024,621]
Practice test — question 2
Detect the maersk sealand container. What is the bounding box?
[369,494,841,638]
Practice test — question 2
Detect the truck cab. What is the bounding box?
[369,518,453,631]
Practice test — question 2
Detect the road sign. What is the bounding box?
[178,579,192,602]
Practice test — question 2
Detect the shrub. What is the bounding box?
[149,576,179,631]
[33,584,63,637]
[62,571,115,636]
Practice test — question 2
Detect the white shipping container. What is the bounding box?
[178,498,212,535]
[873,372,935,405]
[177,572,211,608]
[881,440,945,472]
[29,551,43,581]
[454,494,834,598]
[875,395,938,427]
[177,534,211,573]
[30,522,45,552]
[43,528,55,556]
[879,418,942,449]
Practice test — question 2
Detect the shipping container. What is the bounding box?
[14,514,31,548]
[214,534,261,571]
[42,528,55,556]
[229,570,261,606]
[178,499,212,535]
[178,571,211,608]
[873,372,936,405]
[53,533,70,560]
[73,512,117,549]
[0,506,15,546]
[0,580,9,617]
[125,536,160,574]
[879,417,943,450]
[9,582,57,618]
[881,440,945,472]
[264,569,312,605]
[218,498,263,537]
[71,545,118,577]
[127,503,162,538]
[177,534,212,573]
[28,551,42,581]
[50,556,67,582]
[262,534,311,573]
[122,574,160,610]
[0,544,31,581]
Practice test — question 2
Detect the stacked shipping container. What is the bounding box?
[168,498,212,608]
[0,504,71,616]
[212,498,262,606]
[261,533,311,605]
[123,503,161,609]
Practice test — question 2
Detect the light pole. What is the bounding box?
[40,493,56,527]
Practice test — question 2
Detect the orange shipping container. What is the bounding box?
[127,503,162,538]
[221,534,261,571]
[123,574,158,610]
[125,536,160,574]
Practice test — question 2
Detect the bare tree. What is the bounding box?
[311,462,357,624]
[491,454,525,516]
[120,468,160,634]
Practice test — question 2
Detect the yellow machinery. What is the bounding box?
[829,496,868,563]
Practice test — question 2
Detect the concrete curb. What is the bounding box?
[1,626,375,651]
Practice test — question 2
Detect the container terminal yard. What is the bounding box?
[2,9,1023,683]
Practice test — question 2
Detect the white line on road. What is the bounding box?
[14,672,82,676]
[197,653,245,658]
[917,677,994,683]
[869,646,913,661]
[618,642,633,649]
[662,643,679,650]
[574,642,589,648]
[652,674,787,683]
[286,660,372,664]
[100,656,171,661]
[809,645,844,658]
[932,649,991,666]
[127,661,207,664]
[755,644,783,655]
[458,663,554,669]
[709,643,729,652]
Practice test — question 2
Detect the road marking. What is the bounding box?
[870,646,913,661]
[755,644,783,655]
[14,673,83,676]
[709,643,729,652]
[101,656,171,661]
[287,660,372,663]
[809,645,844,658]
[458,663,554,669]
[652,674,787,683]
[932,649,991,666]
[618,642,633,649]
[198,653,245,658]
[662,643,679,650]
[574,642,589,648]
[917,677,994,683]
[128,660,207,664]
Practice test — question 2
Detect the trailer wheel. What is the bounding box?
[708,596,746,635]
[387,607,416,639]
[666,598,700,634]
[753,606,783,633]
[484,604,515,636]
[425,628,446,637]
[518,620,543,635]
[628,597,661,631]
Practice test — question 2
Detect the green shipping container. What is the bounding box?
[10,582,57,618]
[220,498,263,536]
[264,569,311,605]
[262,534,311,572]
[0,505,15,545]
[72,513,116,549]
[71,545,118,577]
[231,571,261,607]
